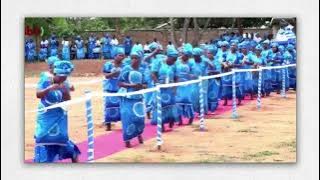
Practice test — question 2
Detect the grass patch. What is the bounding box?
[242,151,280,161]
[237,128,258,133]
[275,140,296,149]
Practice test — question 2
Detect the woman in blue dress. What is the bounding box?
[39,38,48,61]
[101,33,112,59]
[49,35,59,57]
[102,47,126,131]
[286,44,296,90]
[123,36,133,56]
[249,45,267,94]
[175,44,195,125]
[26,39,36,62]
[75,36,85,59]
[118,50,147,148]
[151,47,179,131]
[269,43,284,94]
[221,42,243,105]
[61,37,70,60]
[34,60,80,163]
[206,45,221,112]
[189,47,213,114]
[238,42,255,100]
[87,34,96,59]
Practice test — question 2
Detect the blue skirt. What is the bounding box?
[62,47,70,60]
[151,88,179,125]
[207,78,221,112]
[50,48,58,57]
[76,48,85,59]
[288,67,296,89]
[221,74,244,99]
[271,69,282,90]
[120,97,145,141]
[263,69,273,94]
[176,83,194,118]
[103,91,121,123]
[34,140,80,163]
[192,80,208,114]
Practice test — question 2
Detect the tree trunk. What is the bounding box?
[199,18,211,42]
[114,18,121,39]
[192,18,200,46]
[169,17,177,46]
[181,18,190,44]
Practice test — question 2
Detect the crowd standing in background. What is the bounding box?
[32,25,297,161]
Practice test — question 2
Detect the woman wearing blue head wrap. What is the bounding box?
[49,35,59,57]
[39,38,48,61]
[102,47,126,131]
[61,37,70,61]
[150,47,179,131]
[34,61,80,163]
[118,51,147,148]
[189,47,213,114]
[123,36,133,56]
[205,45,221,112]
[215,41,229,65]
[286,44,296,90]
[26,38,37,62]
[221,43,243,105]
[87,34,96,59]
[175,44,195,125]
[269,42,284,94]
[75,36,85,59]
[101,34,112,59]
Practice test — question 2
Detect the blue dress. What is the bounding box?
[26,41,36,62]
[75,40,85,59]
[189,58,209,114]
[175,59,195,118]
[124,37,133,56]
[34,72,80,163]
[102,61,124,124]
[62,42,70,60]
[207,58,221,111]
[151,60,179,125]
[238,53,254,94]
[118,65,146,141]
[49,39,58,57]
[88,37,96,59]
[102,37,112,59]
[270,52,284,91]
[288,51,296,89]
[249,55,266,92]
[221,52,243,99]
[38,46,48,61]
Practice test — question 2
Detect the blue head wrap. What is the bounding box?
[46,56,60,67]
[149,42,159,51]
[278,45,285,53]
[271,42,279,48]
[166,47,179,58]
[192,47,203,56]
[182,43,193,56]
[222,41,229,47]
[230,39,239,44]
[255,44,263,51]
[217,41,223,48]
[287,44,295,51]
[207,45,218,55]
[114,47,125,56]
[53,61,74,76]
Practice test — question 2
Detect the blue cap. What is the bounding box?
[114,47,125,56]
[182,43,193,56]
[192,47,203,56]
[149,42,159,51]
[166,47,179,58]
[46,56,60,66]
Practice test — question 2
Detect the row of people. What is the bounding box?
[33,37,296,162]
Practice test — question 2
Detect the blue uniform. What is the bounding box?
[102,61,124,124]
[34,72,80,162]
[101,37,112,59]
[175,59,195,118]
[118,65,146,141]
[75,39,85,59]
[49,38,59,57]
[88,37,96,59]
[61,42,70,60]
[124,37,133,56]
[206,57,221,111]
[151,59,179,125]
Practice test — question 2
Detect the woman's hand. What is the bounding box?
[48,84,60,91]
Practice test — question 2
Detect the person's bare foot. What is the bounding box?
[71,156,79,163]
[105,123,111,131]
[161,124,165,132]
[147,112,151,119]
[223,99,228,106]
[188,118,194,125]
[237,98,242,105]
[138,135,143,144]
[169,120,174,128]
[125,141,131,148]
[178,117,183,126]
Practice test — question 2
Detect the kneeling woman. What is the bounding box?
[34,61,80,163]
[118,51,147,148]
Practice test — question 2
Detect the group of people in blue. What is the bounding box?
[25,33,133,62]
[33,28,297,162]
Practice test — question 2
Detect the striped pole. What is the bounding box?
[198,77,205,130]
[231,70,238,119]
[85,90,94,162]
[156,87,163,150]
[257,69,263,109]
[281,67,286,98]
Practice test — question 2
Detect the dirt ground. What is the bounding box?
[24,61,296,163]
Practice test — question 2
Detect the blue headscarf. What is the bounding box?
[255,44,263,51]
[166,47,179,58]
[222,41,229,47]
[114,47,125,56]
[149,42,159,51]
[207,45,218,55]
[278,45,285,53]
[53,60,74,76]
[192,47,203,56]
[271,42,279,48]
[182,43,193,56]
[287,44,295,51]
[46,56,60,67]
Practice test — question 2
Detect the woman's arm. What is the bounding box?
[144,48,161,63]
[151,72,159,84]
[36,84,60,99]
